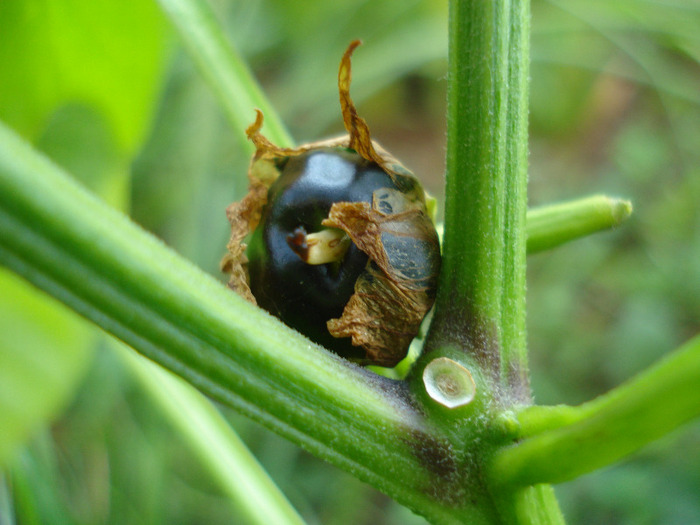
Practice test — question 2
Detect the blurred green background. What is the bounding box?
[1,0,699,523]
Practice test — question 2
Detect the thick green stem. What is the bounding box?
[419,1,570,522]
[428,0,530,393]
[491,335,700,486]
[0,122,464,523]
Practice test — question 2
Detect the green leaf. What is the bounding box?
[0,0,169,153]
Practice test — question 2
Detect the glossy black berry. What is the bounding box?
[246,147,401,359]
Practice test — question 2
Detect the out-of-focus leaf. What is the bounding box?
[530,0,700,135]
[131,55,249,271]
[37,104,129,209]
[156,0,292,148]
[0,0,170,153]
[122,348,305,525]
[0,0,169,466]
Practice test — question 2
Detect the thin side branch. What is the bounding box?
[527,195,633,254]
[491,335,700,486]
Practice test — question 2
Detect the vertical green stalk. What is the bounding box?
[428,0,530,400]
[427,1,566,522]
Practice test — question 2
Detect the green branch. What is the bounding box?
[435,0,510,356]
[428,0,530,400]
[527,195,633,254]
[491,334,700,486]
[417,1,566,522]
[0,121,463,523]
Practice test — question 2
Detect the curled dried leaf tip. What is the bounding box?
[339,41,381,166]
[222,41,440,367]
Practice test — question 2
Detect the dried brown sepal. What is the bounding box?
[220,111,290,303]
[245,109,300,163]
[220,172,268,303]
[338,40,416,182]
[323,190,440,367]
[327,265,425,367]
[338,41,381,166]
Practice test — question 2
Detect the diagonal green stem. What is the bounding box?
[491,334,700,487]
[0,121,463,523]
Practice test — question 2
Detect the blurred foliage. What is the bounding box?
[1,0,699,524]
[526,2,700,523]
[0,0,168,477]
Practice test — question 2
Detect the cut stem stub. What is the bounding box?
[423,357,476,408]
